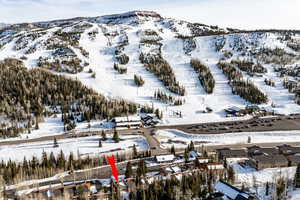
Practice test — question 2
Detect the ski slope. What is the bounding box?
[1,11,300,127]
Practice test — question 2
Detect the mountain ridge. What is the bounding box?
[1,10,300,129]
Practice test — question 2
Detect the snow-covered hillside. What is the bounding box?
[1,11,300,125]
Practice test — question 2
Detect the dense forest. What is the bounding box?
[190,59,215,94]
[0,58,138,138]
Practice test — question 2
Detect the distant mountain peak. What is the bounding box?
[91,10,162,24]
[101,10,162,19]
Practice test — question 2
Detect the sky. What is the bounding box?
[0,0,299,30]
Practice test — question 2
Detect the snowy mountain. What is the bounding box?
[1,10,300,126]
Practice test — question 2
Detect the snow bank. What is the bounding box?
[156,129,300,147]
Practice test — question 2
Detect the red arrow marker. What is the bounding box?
[107,155,119,183]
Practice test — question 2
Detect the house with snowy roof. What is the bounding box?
[112,116,142,129]
[155,154,175,163]
[214,180,258,200]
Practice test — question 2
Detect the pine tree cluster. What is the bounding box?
[0,151,113,184]
[154,90,184,105]
[190,59,215,94]
[116,54,129,65]
[37,57,84,74]
[264,78,275,87]
[0,59,137,138]
[113,63,127,74]
[129,170,225,200]
[231,59,267,73]
[217,61,268,104]
[287,39,300,51]
[254,47,300,66]
[134,74,145,87]
[139,53,186,96]
[0,148,152,185]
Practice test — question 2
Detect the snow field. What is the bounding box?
[0,134,149,162]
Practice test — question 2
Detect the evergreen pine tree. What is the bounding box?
[266,182,269,196]
[57,150,66,169]
[49,152,56,168]
[171,145,175,155]
[125,161,133,178]
[53,137,59,148]
[113,129,120,143]
[133,144,138,158]
[102,130,107,141]
[41,151,48,168]
[99,139,102,147]
[184,149,189,163]
[189,141,195,151]
[194,158,200,168]
[137,160,147,177]
[110,180,121,200]
[35,118,39,130]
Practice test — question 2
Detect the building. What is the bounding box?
[277,144,300,155]
[155,154,175,163]
[247,154,288,170]
[112,116,142,129]
[245,104,260,111]
[189,151,201,161]
[247,146,279,157]
[214,180,258,200]
[224,106,243,117]
[217,148,247,160]
[141,114,159,126]
[205,162,225,170]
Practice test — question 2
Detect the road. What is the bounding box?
[1,114,300,147]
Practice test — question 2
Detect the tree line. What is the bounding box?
[0,145,151,185]
[217,61,268,104]
[154,90,184,105]
[190,59,215,94]
[139,53,186,96]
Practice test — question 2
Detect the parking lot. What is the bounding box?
[159,114,300,134]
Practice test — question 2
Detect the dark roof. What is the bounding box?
[248,146,279,155]
[287,155,300,163]
[235,194,249,200]
[277,144,291,149]
[247,145,260,151]
[216,148,231,152]
[247,146,261,154]
[280,146,300,154]
[259,147,279,155]
[219,149,247,158]
[253,154,287,164]
[252,155,272,163]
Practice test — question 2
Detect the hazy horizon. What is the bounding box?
[0,0,299,30]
